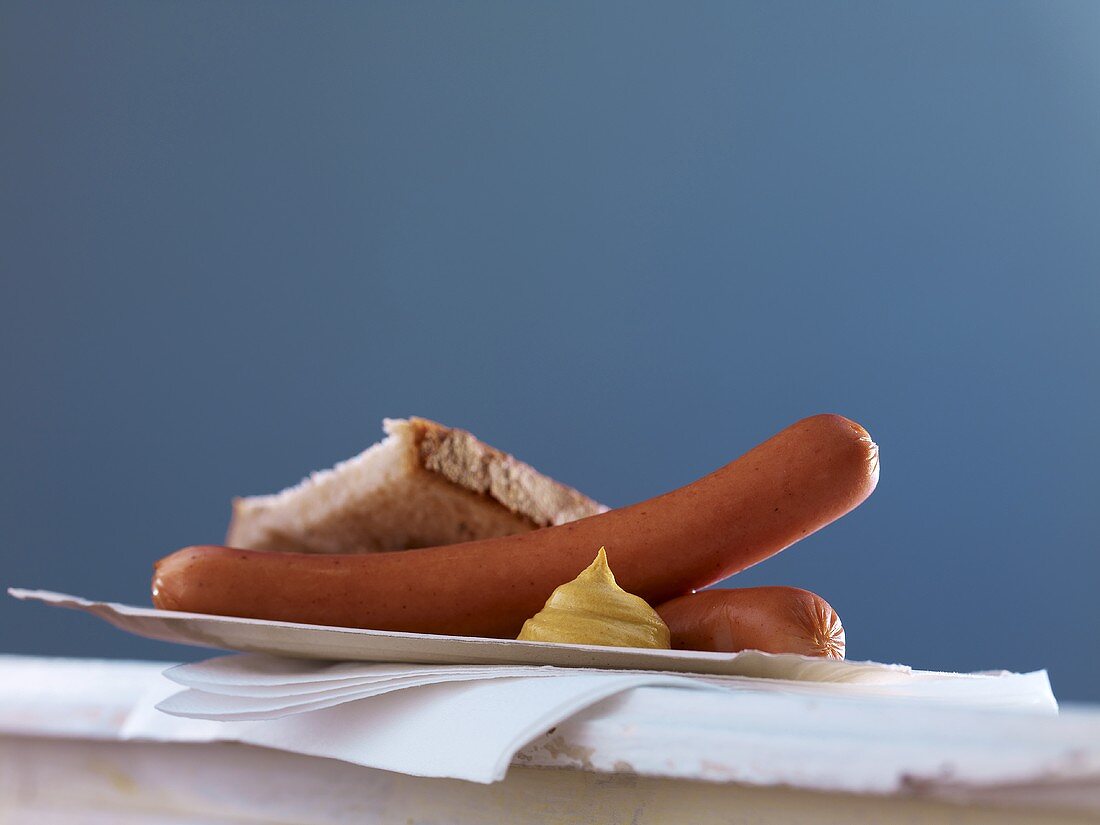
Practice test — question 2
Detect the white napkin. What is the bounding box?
[159,664,575,720]
[122,666,714,783]
[118,652,1059,783]
[159,652,1058,716]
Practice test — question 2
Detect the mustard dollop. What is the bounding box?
[517,547,671,649]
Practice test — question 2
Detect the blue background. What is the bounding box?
[2,2,1098,701]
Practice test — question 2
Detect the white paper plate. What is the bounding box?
[10,588,933,684]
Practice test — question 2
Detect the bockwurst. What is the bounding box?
[153,414,878,638]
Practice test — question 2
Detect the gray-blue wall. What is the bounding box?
[3,2,1098,701]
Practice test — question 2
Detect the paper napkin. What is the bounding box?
[116,651,1057,783]
[123,667,715,782]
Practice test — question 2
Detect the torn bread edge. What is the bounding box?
[226,417,608,554]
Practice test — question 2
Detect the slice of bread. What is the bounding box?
[226,417,607,554]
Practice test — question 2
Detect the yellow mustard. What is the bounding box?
[517,547,671,649]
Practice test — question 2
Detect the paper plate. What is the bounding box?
[10,588,932,684]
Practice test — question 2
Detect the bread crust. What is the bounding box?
[407,417,606,528]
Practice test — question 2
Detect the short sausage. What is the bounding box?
[656,587,845,658]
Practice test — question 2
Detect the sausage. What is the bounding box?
[656,587,845,658]
[153,414,878,638]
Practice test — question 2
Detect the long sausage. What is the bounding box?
[656,587,845,658]
[153,414,878,638]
